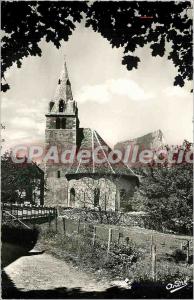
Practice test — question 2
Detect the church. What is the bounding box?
[44,59,139,211]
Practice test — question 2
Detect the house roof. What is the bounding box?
[64,128,138,180]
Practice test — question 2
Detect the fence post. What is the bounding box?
[186,240,190,263]
[21,204,23,219]
[151,244,157,281]
[180,242,183,251]
[77,219,80,234]
[83,224,86,236]
[55,207,58,232]
[126,236,129,246]
[48,211,51,229]
[55,216,58,232]
[30,206,32,220]
[10,203,13,216]
[63,218,66,235]
[92,226,96,246]
[118,232,123,245]
[107,228,113,258]
[16,206,18,219]
[151,234,153,248]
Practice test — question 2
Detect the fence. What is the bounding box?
[2,202,57,221]
[61,217,193,280]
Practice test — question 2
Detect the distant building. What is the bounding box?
[1,157,44,206]
[17,161,44,206]
[44,59,138,211]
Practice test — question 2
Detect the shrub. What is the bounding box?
[171,249,186,263]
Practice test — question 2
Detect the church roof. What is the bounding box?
[50,58,74,114]
[64,128,138,180]
[54,59,73,102]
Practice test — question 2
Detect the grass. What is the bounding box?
[63,218,193,264]
[38,223,193,286]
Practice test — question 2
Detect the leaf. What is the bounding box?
[122,55,140,70]
[1,83,10,92]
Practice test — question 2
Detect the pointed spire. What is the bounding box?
[53,56,73,103]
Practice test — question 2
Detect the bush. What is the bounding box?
[40,231,141,280]
[171,249,186,263]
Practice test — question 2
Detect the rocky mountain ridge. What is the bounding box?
[114,129,165,151]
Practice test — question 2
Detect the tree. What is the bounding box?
[1,1,88,92]
[1,151,44,204]
[134,141,193,234]
[86,1,192,88]
[1,1,192,92]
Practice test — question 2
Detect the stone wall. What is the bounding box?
[67,175,137,211]
[45,129,77,149]
[45,172,137,211]
[44,176,68,207]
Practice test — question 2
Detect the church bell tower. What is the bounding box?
[45,59,79,152]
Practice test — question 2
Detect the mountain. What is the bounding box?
[114,130,165,151]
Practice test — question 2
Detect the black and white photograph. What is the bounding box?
[1,0,193,299]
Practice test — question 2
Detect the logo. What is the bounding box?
[166,280,188,293]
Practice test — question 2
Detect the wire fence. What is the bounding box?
[61,217,193,279]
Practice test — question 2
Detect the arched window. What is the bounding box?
[56,117,60,129]
[66,79,70,85]
[49,101,54,112]
[59,100,64,112]
[61,118,66,129]
[120,189,126,208]
[94,188,100,207]
[57,171,60,178]
[69,188,75,207]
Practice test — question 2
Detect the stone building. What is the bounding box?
[44,59,139,211]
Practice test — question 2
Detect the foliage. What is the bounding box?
[1,151,44,204]
[39,228,193,298]
[135,141,193,234]
[130,189,145,212]
[1,1,88,91]
[171,249,186,263]
[40,230,141,280]
[1,1,192,91]
[86,1,192,88]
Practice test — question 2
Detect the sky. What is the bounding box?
[1,21,193,152]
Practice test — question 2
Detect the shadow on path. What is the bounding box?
[2,270,193,299]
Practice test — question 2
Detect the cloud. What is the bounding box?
[1,97,12,109]
[164,86,190,97]
[76,84,111,103]
[10,117,39,129]
[75,78,154,104]
[109,79,154,100]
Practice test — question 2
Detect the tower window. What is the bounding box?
[120,189,126,208]
[94,188,100,207]
[69,188,75,207]
[57,171,60,178]
[61,118,66,129]
[56,117,60,129]
[59,100,64,112]
[49,101,54,112]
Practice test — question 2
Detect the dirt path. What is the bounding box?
[4,250,112,293]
